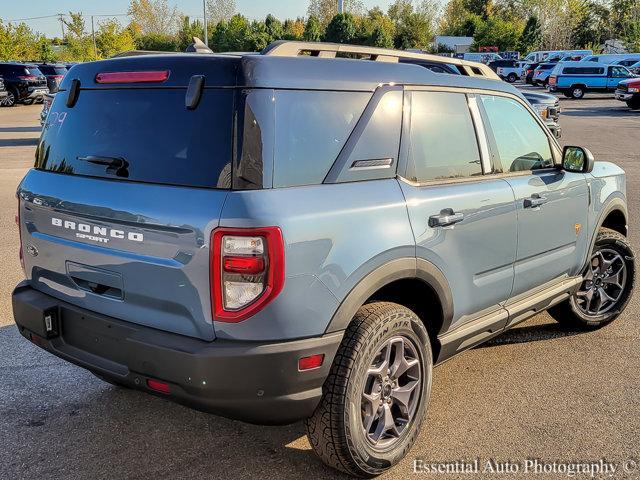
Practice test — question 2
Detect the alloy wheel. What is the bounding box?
[361,336,422,449]
[575,248,627,316]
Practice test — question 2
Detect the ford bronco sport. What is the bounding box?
[12,41,635,477]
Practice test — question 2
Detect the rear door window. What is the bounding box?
[37,89,234,188]
[272,90,370,187]
[406,91,482,182]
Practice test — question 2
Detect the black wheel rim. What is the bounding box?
[360,336,421,449]
[575,248,627,316]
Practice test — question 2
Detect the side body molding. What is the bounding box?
[324,257,454,335]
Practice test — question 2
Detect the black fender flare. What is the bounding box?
[582,197,628,270]
[324,257,454,335]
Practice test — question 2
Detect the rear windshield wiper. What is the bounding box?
[77,155,129,178]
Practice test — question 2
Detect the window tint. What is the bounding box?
[406,91,481,182]
[610,66,630,78]
[36,89,234,188]
[273,90,370,187]
[562,67,604,75]
[480,95,553,173]
[24,66,43,76]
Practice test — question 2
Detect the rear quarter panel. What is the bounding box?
[216,179,415,341]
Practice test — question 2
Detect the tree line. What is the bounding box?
[1,0,639,63]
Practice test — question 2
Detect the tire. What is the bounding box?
[507,73,517,83]
[570,86,585,99]
[626,98,640,110]
[306,302,432,477]
[1,88,17,107]
[549,228,635,329]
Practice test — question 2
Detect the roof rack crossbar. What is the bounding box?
[261,41,500,80]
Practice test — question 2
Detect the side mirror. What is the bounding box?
[562,146,594,174]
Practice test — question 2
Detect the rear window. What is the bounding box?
[272,90,370,187]
[36,89,233,188]
[562,67,604,75]
[24,66,43,76]
[39,65,67,75]
[539,64,555,70]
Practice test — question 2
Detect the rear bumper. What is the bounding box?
[12,282,342,425]
[26,87,48,99]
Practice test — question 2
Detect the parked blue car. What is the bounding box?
[548,61,635,98]
[532,62,556,86]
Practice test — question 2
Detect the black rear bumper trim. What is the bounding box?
[12,282,342,425]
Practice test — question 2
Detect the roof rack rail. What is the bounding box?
[262,41,500,80]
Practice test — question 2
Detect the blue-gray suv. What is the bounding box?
[12,41,635,477]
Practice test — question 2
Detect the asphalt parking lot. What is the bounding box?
[1,96,639,480]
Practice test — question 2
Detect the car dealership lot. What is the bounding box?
[1,99,639,479]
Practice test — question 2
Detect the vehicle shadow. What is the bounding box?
[0,126,41,133]
[0,138,39,147]
[477,320,583,348]
[0,324,347,480]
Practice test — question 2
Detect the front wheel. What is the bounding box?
[1,89,17,107]
[626,98,640,110]
[306,302,432,477]
[570,86,585,99]
[507,73,518,83]
[549,228,635,329]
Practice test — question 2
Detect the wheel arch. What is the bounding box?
[324,257,454,359]
[582,198,628,270]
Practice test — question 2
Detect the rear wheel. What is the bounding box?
[507,73,518,83]
[570,86,585,99]
[549,228,635,329]
[306,302,432,477]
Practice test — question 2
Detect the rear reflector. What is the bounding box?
[223,256,265,274]
[95,70,170,84]
[298,354,324,371]
[147,379,171,394]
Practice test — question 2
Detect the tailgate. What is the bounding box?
[19,171,227,340]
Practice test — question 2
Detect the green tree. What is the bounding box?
[303,15,323,41]
[265,14,284,41]
[135,32,179,51]
[472,16,523,50]
[177,16,204,51]
[211,14,251,51]
[368,25,394,47]
[518,15,542,52]
[439,0,472,35]
[128,0,180,35]
[388,0,439,50]
[248,20,270,51]
[324,13,357,43]
[357,7,395,46]
[38,39,58,62]
[96,19,136,58]
[62,12,94,61]
[0,21,41,61]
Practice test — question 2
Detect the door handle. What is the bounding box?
[523,194,548,208]
[429,209,464,227]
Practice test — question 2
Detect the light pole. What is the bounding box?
[203,0,208,47]
[338,0,344,14]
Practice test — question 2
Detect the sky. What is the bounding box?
[2,0,396,38]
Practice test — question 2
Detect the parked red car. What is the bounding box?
[615,78,640,110]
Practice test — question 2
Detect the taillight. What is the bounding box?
[18,76,38,81]
[211,227,285,322]
[16,193,24,272]
[95,70,170,84]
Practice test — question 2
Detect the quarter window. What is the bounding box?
[406,91,481,182]
[480,95,553,173]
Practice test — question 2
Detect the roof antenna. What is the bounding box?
[186,37,213,54]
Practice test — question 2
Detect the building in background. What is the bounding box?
[434,36,474,53]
